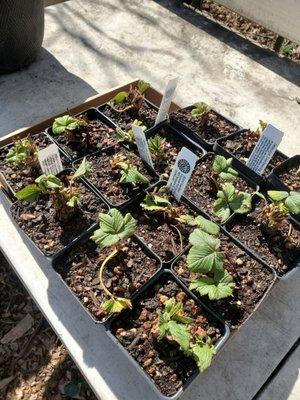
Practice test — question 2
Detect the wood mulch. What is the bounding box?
[0,252,96,400]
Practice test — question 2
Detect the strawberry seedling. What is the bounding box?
[90,208,137,314]
[15,157,91,222]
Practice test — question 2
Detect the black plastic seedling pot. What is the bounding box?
[145,122,206,176]
[269,155,300,191]
[128,180,207,265]
[52,232,163,324]
[182,152,259,223]
[72,145,159,210]
[213,129,288,187]
[46,107,118,162]
[9,168,108,261]
[224,209,300,280]
[97,98,164,132]
[171,225,276,330]
[169,105,242,151]
[0,132,68,202]
[105,269,230,400]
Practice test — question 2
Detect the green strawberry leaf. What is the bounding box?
[191,340,216,372]
[110,91,128,104]
[102,297,132,314]
[91,209,137,248]
[72,157,92,180]
[15,184,41,202]
[284,191,300,214]
[189,269,234,300]
[52,115,80,134]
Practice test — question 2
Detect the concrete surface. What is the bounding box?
[0,0,299,156]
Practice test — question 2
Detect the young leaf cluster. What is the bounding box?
[15,157,91,221]
[52,115,87,135]
[212,155,238,182]
[6,137,39,171]
[147,134,166,160]
[213,183,252,223]
[191,102,211,117]
[141,191,181,219]
[111,154,150,187]
[157,298,216,372]
[115,120,146,144]
[91,209,137,314]
[260,190,300,229]
[186,217,235,300]
[109,80,150,113]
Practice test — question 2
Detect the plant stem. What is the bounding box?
[99,248,118,298]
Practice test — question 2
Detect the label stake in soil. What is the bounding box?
[132,124,154,168]
[246,124,284,175]
[38,143,63,175]
[167,147,199,201]
[155,77,179,125]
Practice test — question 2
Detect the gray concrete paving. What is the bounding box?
[0,0,299,155]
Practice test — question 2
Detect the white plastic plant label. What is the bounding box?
[167,147,199,201]
[246,124,284,175]
[38,144,64,175]
[132,124,154,168]
[155,77,179,126]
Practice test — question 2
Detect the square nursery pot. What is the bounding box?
[171,226,276,330]
[269,155,300,193]
[144,123,205,178]
[10,168,108,259]
[224,199,300,279]
[214,129,288,186]
[46,108,118,162]
[98,98,160,132]
[52,233,162,324]
[0,132,68,201]
[128,182,205,264]
[106,269,230,399]
[183,152,259,222]
[73,145,158,209]
[169,105,241,151]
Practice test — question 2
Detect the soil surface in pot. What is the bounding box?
[277,164,300,192]
[48,113,117,160]
[184,153,254,218]
[218,130,286,177]
[54,237,160,322]
[148,126,203,177]
[171,108,238,144]
[78,146,156,206]
[173,233,274,329]
[100,101,157,131]
[11,172,104,257]
[111,278,223,397]
[228,204,300,276]
[0,133,65,193]
[132,192,197,262]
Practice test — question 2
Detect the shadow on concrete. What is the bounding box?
[154,0,300,86]
[0,49,97,137]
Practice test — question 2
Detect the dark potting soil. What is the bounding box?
[277,165,300,191]
[48,113,117,160]
[184,153,254,218]
[11,173,104,257]
[228,205,300,276]
[111,279,222,397]
[173,233,274,329]
[218,130,286,177]
[148,126,203,177]
[0,133,63,193]
[54,238,160,322]
[132,195,197,262]
[171,108,238,144]
[101,102,157,131]
[78,147,156,206]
